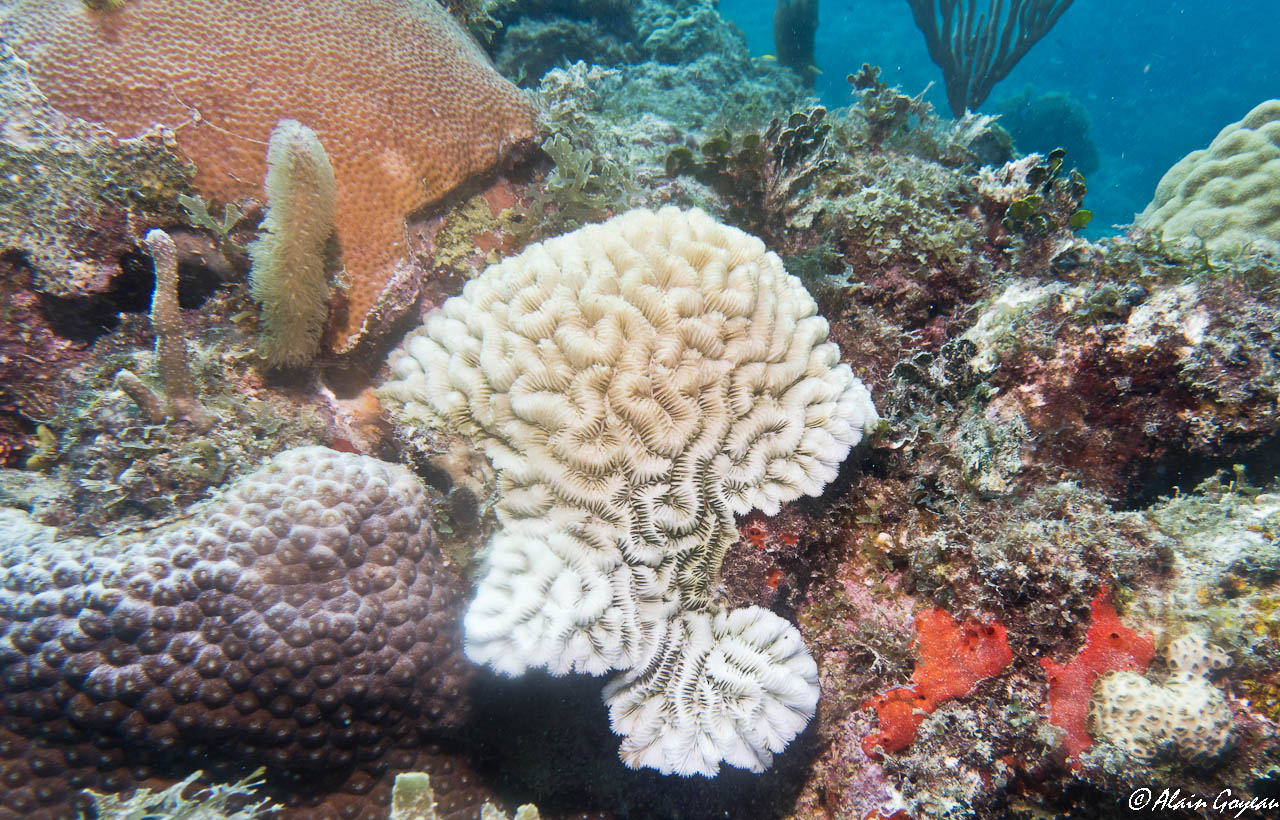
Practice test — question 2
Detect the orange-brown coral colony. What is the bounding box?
[0,0,537,351]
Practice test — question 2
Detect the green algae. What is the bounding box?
[86,768,275,820]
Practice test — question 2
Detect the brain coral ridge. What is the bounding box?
[0,0,537,352]
[380,206,879,776]
[0,447,472,819]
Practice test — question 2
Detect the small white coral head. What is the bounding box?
[603,607,820,777]
[1090,634,1236,766]
[381,207,874,776]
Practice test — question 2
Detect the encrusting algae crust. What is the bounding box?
[0,0,537,352]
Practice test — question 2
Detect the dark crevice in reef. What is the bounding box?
[38,252,152,342]
[1252,769,1280,804]
[466,669,815,820]
[37,250,225,344]
[173,253,227,310]
[1126,433,1280,511]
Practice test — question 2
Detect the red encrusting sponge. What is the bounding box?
[862,607,1013,757]
[1040,587,1155,760]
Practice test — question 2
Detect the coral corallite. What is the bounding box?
[0,0,537,352]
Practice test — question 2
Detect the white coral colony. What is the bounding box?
[380,207,879,776]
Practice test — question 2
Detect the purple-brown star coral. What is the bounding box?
[0,447,480,820]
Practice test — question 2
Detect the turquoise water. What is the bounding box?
[719,0,1280,234]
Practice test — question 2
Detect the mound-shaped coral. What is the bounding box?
[380,206,879,776]
[0,0,536,352]
[0,447,475,820]
[1139,99,1280,253]
[1090,634,1235,765]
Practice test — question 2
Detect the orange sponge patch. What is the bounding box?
[863,608,1013,757]
[862,687,932,756]
[913,608,1014,704]
[1041,587,1155,760]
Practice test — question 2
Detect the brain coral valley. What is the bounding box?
[1,0,1280,817]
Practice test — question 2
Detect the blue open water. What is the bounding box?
[719,0,1280,234]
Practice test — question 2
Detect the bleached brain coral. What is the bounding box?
[380,206,879,776]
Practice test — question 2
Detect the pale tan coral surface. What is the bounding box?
[0,0,537,350]
[1139,99,1280,253]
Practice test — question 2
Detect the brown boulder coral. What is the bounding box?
[0,447,479,820]
[0,0,537,353]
